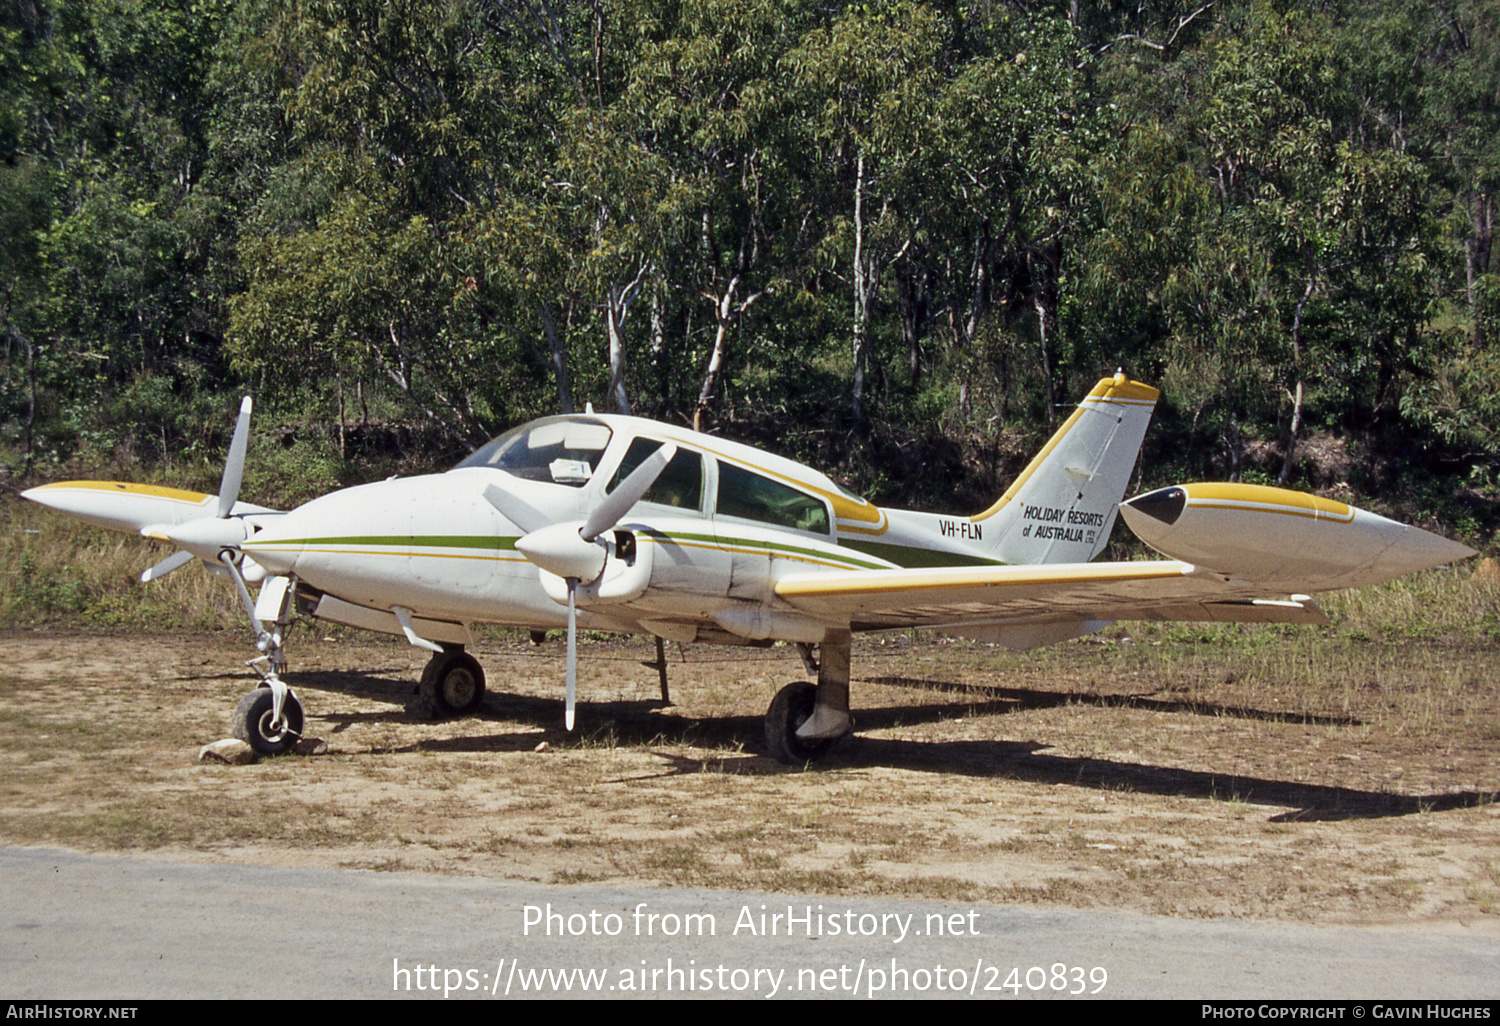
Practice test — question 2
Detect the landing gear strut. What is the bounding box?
[221,553,304,755]
[419,645,487,716]
[765,629,853,765]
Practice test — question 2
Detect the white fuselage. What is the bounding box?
[239,415,998,645]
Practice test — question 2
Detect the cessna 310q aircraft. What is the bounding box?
[22,374,1475,762]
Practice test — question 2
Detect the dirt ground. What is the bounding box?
[0,625,1497,930]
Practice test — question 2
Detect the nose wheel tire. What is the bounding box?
[765,681,835,765]
[231,689,304,756]
[419,649,487,716]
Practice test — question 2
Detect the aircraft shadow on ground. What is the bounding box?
[861,674,1365,728]
[285,666,1497,823]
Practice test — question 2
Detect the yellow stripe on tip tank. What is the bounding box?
[1185,483,1354,522]
[35,480,214,504]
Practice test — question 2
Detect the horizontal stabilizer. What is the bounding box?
[1122,597,1330,625]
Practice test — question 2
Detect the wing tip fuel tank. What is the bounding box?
[20,480,217,534]
[1121,482,1476,590]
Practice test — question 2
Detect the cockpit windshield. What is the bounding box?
[453,417,614,487]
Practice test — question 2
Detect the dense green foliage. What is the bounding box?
[2,0,1496,539]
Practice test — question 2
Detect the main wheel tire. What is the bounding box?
[419,650,486,716]
[231,689,304,756]
[765,681,835,765]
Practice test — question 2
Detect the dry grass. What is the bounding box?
[0,497,242,629]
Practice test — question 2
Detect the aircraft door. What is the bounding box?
[712,460,832,602]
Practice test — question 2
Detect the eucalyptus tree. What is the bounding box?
[780,3,1094,429]
[781,2,951,427]
[1356,0,1500,462]
[227,0,578,439]
[928,11,1096,426]
[1075,3,1443,480]
[609,0,807,429]
[1415,0,1500,348]
[2,0,235,465]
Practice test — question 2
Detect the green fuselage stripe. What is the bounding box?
[248,531,996,573]
[837,537,1003,569]
[247,530,901,573]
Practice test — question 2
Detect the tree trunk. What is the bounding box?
[897,259,927,388]
[1467,189,1494,348]
[1278,278,1315,486]
[695,274,739,432]
[1277,380,1303,487]
[851,153,870,426]
[606,297,631,416]
[1033,294,1054,429]
[539,302,574,414]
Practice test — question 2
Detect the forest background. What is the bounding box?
[2,0,1497,548]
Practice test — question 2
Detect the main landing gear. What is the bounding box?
[418,644,488,716]
[764,630,853,765]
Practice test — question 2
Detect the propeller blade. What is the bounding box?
[565,577,577,731]
[481,483,549,534]
[581,441,677,541]
[140,549,195,583]
[218,396,253,518]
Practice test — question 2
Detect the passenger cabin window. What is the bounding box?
[608,438,704,511]
[453,418,613,487]
[716,462,830,535]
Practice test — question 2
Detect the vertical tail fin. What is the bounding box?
[975,373,1159,565]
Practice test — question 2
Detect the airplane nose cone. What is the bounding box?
[1367,521,1477,581]
[515,523,607,583]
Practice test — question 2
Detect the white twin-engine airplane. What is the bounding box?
[23,374,1474,762]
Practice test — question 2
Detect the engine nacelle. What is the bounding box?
[535,528,654,606]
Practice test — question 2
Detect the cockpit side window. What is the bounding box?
[608,438,704,512]
[453,418,613,487]
[715,462,831,535]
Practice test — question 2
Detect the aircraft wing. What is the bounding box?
[773,559,1329,640]
[776,480,1474,648]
